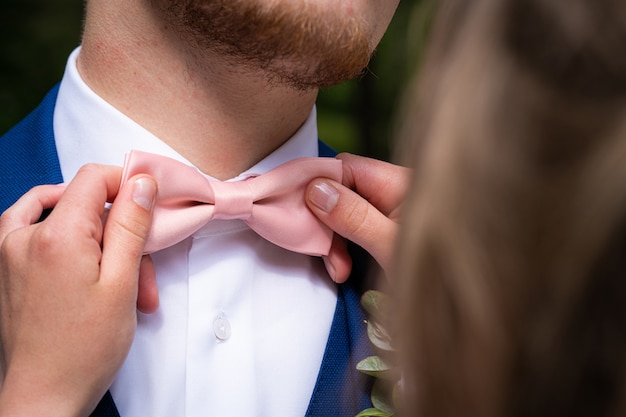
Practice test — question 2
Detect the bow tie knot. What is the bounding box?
[209,179,255,220]
[120,151,342,256]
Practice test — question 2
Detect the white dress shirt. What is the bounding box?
[53,48,338,417]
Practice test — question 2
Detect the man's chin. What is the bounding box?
[261,49,373,91]
[160,0,373,89]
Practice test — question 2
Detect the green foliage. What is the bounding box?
[356,408,392,417]
[357,355,392,379]
[356,290,402,417]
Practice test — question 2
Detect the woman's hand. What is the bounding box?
[0,164,157,417]
[307,153,411,282]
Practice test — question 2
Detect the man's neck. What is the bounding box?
[78,0,318,180]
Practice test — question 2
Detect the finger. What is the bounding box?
[100,175,157,302]
[337,153,411,216]
[307,179,397,272]
[0,185,66,240]
[52,164,123,213]
[323,234,352,283]
[46,164,123,244]
[137,255,159,314]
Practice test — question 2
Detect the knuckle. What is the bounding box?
[74,163,112,184]
[31,222,67,257]
[108,216,151,248]
[76,163,103,175]
[0,213,15,239]
[1,227,37,268]
[342,201,371,239]
[0,230,18,261]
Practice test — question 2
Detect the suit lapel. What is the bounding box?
[0,84,64,213]
[305,279,375,416]
[317,140,337,158]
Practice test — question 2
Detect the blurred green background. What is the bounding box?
[0,0,435,160]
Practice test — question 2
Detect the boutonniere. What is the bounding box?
[356,290,401,417]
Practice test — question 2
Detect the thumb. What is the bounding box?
[100,175,157,303]
[306,178,396,273]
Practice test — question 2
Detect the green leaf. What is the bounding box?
[361,290,390,322]
[355,407,392,417]
[371,379,395,414]
[367,320,394,352]
[356,355,391,378]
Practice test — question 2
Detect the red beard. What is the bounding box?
[155,0,373,90]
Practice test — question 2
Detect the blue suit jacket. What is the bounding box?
[0,85,374,417]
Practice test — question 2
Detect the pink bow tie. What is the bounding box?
[120,151,342,256]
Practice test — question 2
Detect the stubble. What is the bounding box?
[156,0,373,90]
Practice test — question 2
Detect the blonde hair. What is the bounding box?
[394,0,626,415]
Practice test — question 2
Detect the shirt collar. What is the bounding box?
[54,47,320,183]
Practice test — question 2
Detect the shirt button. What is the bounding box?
[213,313,232,341]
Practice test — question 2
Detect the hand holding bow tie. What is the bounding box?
[120,150,343,257]
[306,153,410,282]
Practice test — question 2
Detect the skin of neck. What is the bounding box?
[78,0,319,180]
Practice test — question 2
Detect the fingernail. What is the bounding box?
[323,256,337,282]
[133,178,156,210]
[309,181,339,213]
